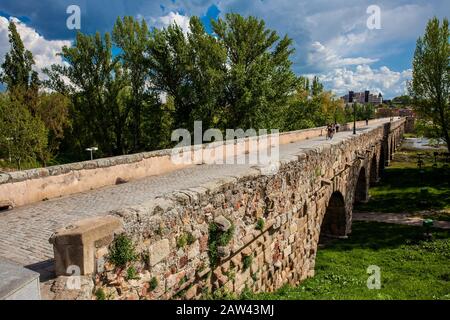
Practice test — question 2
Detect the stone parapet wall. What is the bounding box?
[49,118,405,300]
[0,120,390,207]
[0,118,391,209]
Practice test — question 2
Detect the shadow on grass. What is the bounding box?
[323,221,450,251]
[356,166,450,213]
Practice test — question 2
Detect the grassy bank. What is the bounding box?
[355,148,450,218]
[250,221,450,300]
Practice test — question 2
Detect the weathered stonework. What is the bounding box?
[48,119,405,300]
[49,216,122,276]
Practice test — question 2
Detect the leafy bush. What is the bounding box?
[149,277,158,291]
[109,234,136,267]
[256,218,265,231]
[177,232,196,248]
[208,220,234,266]
[126,266,139,280]
[95,288,106,300]
[243,255,253,271]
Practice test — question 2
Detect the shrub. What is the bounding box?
[109,234,136,267]
[177,234,188,248]
[177,232,196,248]
[126,266,139,280]
[186,232,196,245]
[149,277,158,291]
[256,218,265,231]
[243,255,253,271]
[208,220,234,266]
[95,288,106,300]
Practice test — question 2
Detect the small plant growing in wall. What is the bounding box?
[126,266,140,280]
[109,234,137,267]
[224,268,236,281]
[208,219,235,267]
[314,167,322,178]
[177,232,196,248]
[95,288,106,300]
[243,255,253,271]
[239,285,253,300]
[178,275,188,286]
[148,277,158,292]
[255,218,265,231]
[186,232,196,245]
[177,234,188,248]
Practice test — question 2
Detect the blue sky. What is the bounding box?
[0,0,448,98]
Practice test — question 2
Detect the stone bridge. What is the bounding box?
[0,118,405,299]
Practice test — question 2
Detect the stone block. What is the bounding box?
[149,239,170,267]
[49,215,122,276]
[214,215,231,231]
[0,258,40,300]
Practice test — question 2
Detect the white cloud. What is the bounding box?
[147,11,191,34]
[0,16,71,81]
[319,64,412,98]
[308,41,378,70]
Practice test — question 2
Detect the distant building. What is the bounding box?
[341,91,383,105]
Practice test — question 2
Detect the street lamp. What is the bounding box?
[85,147,98,160]
[348,91,356,134]
[364,91,369,126]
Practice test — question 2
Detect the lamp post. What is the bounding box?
[348,91,356,134]
[85,147,98,160]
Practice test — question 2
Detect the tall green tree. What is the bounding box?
[44,32,130,156]
[147,22,194,131]
[311,76,324,96]
[212,14,297,129]
[0,93,48,170]
[36,93,71,159]
[147,17,227,132]
[112,16,151,152]
[0,21,39,91]
[410,17,450,151]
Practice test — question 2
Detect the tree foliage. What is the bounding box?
[0,21,39,92]
[410,17,450,151]
[1,14,369,170]
[0,93,48,169]
[44,32,131,156]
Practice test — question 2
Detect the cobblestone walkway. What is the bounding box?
[0,122,385,271]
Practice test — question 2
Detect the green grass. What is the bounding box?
[248,146,450,300]
[356,149,450,215]
[251,221,450,300]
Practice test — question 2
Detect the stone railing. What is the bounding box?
[0,118,388,209]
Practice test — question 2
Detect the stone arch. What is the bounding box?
[369,155,378,186]
[354,166,368,203]
[320,191,347,238]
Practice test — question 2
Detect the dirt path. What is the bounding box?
[353,212,450,229]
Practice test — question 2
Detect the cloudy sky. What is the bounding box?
[0,0,448,98]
